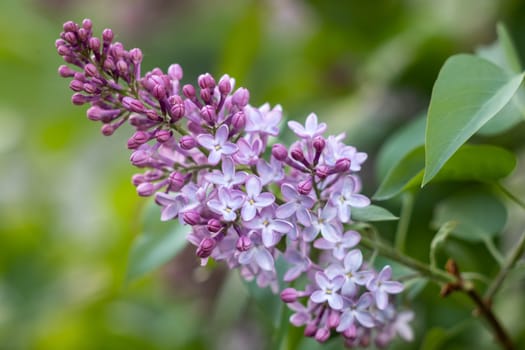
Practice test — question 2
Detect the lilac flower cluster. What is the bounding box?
[56,19,412,347]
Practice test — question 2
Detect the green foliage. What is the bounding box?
[352,204,398,221]
[126,200,188,282]
[423,55,524,185]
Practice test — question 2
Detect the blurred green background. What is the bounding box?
[1,0,525,349]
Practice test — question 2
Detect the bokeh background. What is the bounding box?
[1,0,525,349]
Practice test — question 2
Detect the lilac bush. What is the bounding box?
[55,18,414,347]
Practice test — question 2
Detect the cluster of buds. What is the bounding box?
[56,19,413,347]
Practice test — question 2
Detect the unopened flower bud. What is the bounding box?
[232,111,246,130]
[63,21,77,32]
[77,28,88,42]
[280,288,299,303]
[272,144,288,161]
[83,83,99,94]
[200,89,211,103]
[182,84,196,99]
[152,83,166,100]
[218,75,232,95]
[207,219,222,233]
[57,45,72,56]
[130,150,149,167]
[291,147,306,163]
[130,48,143,64]
[72,93,89,105]
[81,18,92,30]
[183,210,202,225]
[179,135,196,150]
[116,59,128,76]
[315,328,330,343]
[103,57,116,71]
[236,236,252,252]
[168,64,183,80]
[168,172,185,191]
[69,79,84,92]
[122,97,146,113]
[129,131,150,148]
[196,238,216,258]
[200,105,216,124]
[102,28,113,44]
[232,87,249,107]
[137,182,155,197]
[297,179,313,195]
[313,136,326,153]
[316,165,329,179]
[304,323,318,337]
[131,174,145,186]
[101,123,115,136]
[327,311,340,329]
[335,158,351,172]
[89,37,101,52]
[198,73,215,89]
[343,324,357,339]
[64,31,77,45]
[84,63,99,77]
[58,65,76,78]
[155,129,172,143]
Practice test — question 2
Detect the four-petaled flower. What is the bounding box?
[314,230,361,260]
[303,204,340,242]
[241,176,275,221]
[197,124,238,165]
[207,187,245,222]
[288,113,327,139]
[310,272,345,310]
[245,207,293,247]
[206,156,247,188]
[326,249,373,296]
[331,175,370,222]
[276,183,314,226]
[336,292,376,331]
[367,265,404,310]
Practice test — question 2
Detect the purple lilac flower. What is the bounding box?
[56,19,411,348]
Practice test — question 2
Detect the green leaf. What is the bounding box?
[420,327,451,350]
[351,205,398,222]
[374,144,516,200]
[376,114,426,181]
[423,54,524,185]
[432,189,507,242]
[126,200,188,282]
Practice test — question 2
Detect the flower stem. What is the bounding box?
[358,232,454,284]
[395,192,415,253]
[494,182,525,210]
[484,229,525,303]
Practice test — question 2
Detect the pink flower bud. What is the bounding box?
[313,136,326,152]
[102,28,113,44]
[137,182,155,197]
[198,73,215,89]
[272,144,288,161]
[131,174,145,186]
[335,158,351,172]
[315,165,329,179]
[130,48,143,64]
[155,129,172,143]
[280,288,299,303]
[179,135,196,150]
[196,238,216,258]
[207,219,222,233]
[183,210,201,225]
[122,97,146,113]
[101,123,115,136]
[200,105,216,124]
[81,18,92,30]
[168,64,183,80]
[218,75,232,95]
[116,59,128,76]
[304,323,317,337]
[315,328,330,343]
[232,111,246,130]
[168,172,185,191]
[89,37,101,52]
[183,84,196,99]
[232,87,249,107]
[58,65,76,78]
[327,310,340,329]
[69,79,84,92]
[84,63,99,77]
[200,89,211,103]
[63,21,77,32]
[236,236,252,252]
[297,179,312,195]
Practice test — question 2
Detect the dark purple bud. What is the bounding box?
[313,136,326,153]
[144,169,164,182]
[69,79,84,92]
[111,43,124,59]
[116,59,128,76]
[168,172,185,191]
[179,135,196,150]
[122,97,145,113]
[63,21,77,32]
[291,147,305,162]
[183,210,201,225]
[55,39,66,48]
[200,105,216,124]
[196,238,216,258]
[232,88,249,107]
[272,144,288,161]
[71,93,89,105]
[58,65,76,78]
[169,96,185,121]
[137,182,155,197]
[280,288,299,303]
[343,324,357,339]
[89,37,101,52]
[231,111,246,130]
[315,328,330,343]
[127,131,150,149]
[86,106,119,121]
[102,28,114,44]
[218,75,232,95]
[182,84,196,99]
[57,45,72,57]
[129,48,142,64]
[168,64,183,80]
[103,57,116,71]
[82,18,92,30]
[297,179,313,195]
[315,165,329,179]
[73,72,86,82]
[83,83,99,94]
[236,236,252,252]
[207,218,222,233]
[152,84,166,100]
[84,63,99,77]
[64,31,77,45]
[198,73,215,89]
[327,311,340,329]
[77,28,88,42]
[146,110,162,121]
[101,124,115,136]
[200,89,211,103]
[130,150,150,167]
[304,323,317,337]
[155,129,172,143]
[335,158,351,172]
[131,174,145,186]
